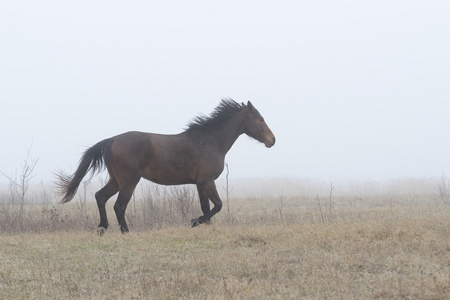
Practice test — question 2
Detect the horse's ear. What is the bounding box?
[247,101,254,111]
[241,102,246,107]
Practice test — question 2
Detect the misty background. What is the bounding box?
[1,1,449,189]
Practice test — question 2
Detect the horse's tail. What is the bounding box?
[56,138,113,204]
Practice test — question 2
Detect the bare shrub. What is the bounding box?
[223,163,233,226]
[278,192,285,222]
[0,146,38,232]
[75,181,90,230]
[128,184,200,231]
[437,174,450,205]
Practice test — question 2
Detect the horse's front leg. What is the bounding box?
[190,181,222,228]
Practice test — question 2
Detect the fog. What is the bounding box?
[1,1,449,185]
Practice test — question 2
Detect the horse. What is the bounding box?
[56,99,275,234]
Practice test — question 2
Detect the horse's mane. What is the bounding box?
[185,99,243,131]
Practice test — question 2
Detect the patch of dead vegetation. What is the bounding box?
[0,205,449,299]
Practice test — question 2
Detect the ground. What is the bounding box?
[1,201,449,299]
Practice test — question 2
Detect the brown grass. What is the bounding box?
[1,200,449,299]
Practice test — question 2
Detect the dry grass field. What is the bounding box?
[1,188,449,299]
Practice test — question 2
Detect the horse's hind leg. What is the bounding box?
[95,177,119,235]
[114,181,139,233]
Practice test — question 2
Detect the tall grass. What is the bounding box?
[1,209,449,299]
[0,182,201,233]
[0,176,447,233]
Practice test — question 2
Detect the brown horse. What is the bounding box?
[57,99,275,234]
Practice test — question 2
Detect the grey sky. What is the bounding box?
[1,1,449,184]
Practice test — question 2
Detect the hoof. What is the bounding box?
[97,227,107,236]
[189,218,211,228]
[120,226,129,234]
[189,218,200,228]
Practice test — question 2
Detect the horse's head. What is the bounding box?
[243,101,276,148]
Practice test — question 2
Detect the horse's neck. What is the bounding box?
[213,111,246,155]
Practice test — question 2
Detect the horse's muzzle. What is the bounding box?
[265,136,276,148]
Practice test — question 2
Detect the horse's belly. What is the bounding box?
[141,168,195,186]
[146,177,195,186]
